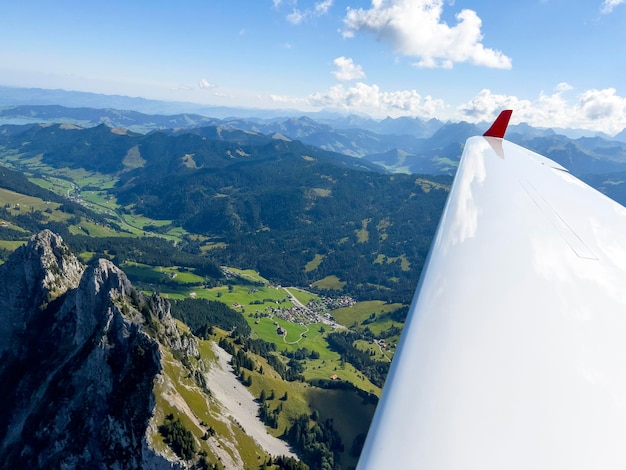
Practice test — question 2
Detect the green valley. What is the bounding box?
[0,120,450,469]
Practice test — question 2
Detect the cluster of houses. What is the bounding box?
[261,294,355,329]
[308,295,356,310]
[264,303,326,327]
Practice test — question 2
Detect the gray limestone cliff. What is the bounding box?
[0,229,84,356]
[0,230,194,469]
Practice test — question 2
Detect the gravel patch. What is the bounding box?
[205,342,297,459]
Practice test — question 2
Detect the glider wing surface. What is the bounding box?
[357,111,626,469]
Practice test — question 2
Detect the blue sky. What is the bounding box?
[1,0,626,134]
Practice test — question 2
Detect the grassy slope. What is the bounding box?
[150,341,268,468]
[311,275,346,290]
[333,300,403,328]
[0,187,61,212]
[3,148,185,242]
[147,267,393,395]
[209,328,376,469]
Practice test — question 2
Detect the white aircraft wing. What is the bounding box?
[357,111,626,469]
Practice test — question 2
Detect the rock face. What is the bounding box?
[0,231,190,468]
[0,229,84,355]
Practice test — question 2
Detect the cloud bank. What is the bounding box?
[308,82,445,117]
[342,0,511,69]
[458,84,626,135]
[304,78,626,135]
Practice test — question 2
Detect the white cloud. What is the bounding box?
[287,9,305,24]
[270,94,301,104]
[305,81,626,134]
[265,93,313,109]
[601,0,625,13]
[171,84,195,91]
[332,56,366,81]
[199,78,214,90]
[308,82,445,117]
[457,85,626,135]
[315,0,333,14]
[457,89,532,121]
[579,88,626,121]
[279,0,334,24]
[342,0,511,69]
[555,82,574,93]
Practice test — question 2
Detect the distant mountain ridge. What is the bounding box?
[0,121,382,174]
[2,85,623,138]
[3,99,626,177]
[4,99,626,300]
[0,104,223,131]
[0,86,257,119]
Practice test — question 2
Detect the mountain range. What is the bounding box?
[4,88,626,469]
[3,97,626,302]
[4,103,626,177]
[4,98,626,174]
[0,121,449,303]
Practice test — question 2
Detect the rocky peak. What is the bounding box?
[0,230,84,355]
[68,258,134,346]
[13,228,83,296]
[0,231,194,468]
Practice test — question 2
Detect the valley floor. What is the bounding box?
[205,342,297,460]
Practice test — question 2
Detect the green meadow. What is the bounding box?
[122,262,206,285]
[284,286,319,305]
[311,275,346,290]
[332,300,402,327]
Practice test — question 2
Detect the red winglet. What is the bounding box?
[483,110,512,138]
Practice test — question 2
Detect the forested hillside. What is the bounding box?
[4,114,626,301]
[0,123,450,303]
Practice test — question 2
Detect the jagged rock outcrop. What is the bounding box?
[0,231,193,469]
[0,229,84,355]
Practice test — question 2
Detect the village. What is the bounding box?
[244,289,355,330]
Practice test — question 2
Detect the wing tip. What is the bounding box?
[483,110,513,138]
